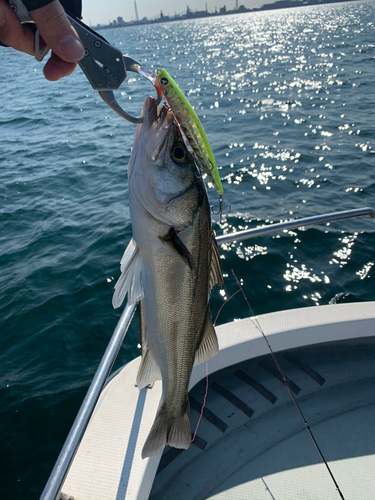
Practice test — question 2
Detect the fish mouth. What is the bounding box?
[128,97,177,179]
[143,98,175,162]
[142,96,173,131]
[144,98,188,160]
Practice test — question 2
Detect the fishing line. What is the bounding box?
[190,288,242,443]
[214,289,242,326]
[191,360,209,443]
[231,270,345,500]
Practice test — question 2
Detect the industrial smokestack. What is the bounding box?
[134,0,139,21]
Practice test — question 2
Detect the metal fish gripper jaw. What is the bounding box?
[98,57,163,124]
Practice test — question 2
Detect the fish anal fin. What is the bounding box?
[142,401,191,459]
[159,227,195,270]
[194,312,219,366]
[136,344,162,389]
[209,233,224,291]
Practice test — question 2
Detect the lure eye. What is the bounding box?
[171,143,187,163]
[160,77,168,85]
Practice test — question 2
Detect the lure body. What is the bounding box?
[155,68,224,195]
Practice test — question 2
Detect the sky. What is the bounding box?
[82,0,266,26]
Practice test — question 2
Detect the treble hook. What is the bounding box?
[194,164,203,179]
[211,195,231,222]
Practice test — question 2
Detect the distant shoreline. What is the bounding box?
[93,0,359,31]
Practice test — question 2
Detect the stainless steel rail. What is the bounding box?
[41,206,374,500]
[216,207,375,244]
[40,302,137,500]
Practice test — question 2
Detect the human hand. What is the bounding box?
[0,0,85,81]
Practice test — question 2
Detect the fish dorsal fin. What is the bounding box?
[194,311,219,366]
[159,227,195,269]
[112,238,151,308]
[209,233,224,291]
[136,343,162,389]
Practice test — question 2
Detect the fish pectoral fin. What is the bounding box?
[142,400,191,459]
[136,344,162,389]
[194,311,219,366]
[159,227,195,270]
[119,237,137,272]
[209,233,225,291]
[112,239,151,308]
[139,300,147,349]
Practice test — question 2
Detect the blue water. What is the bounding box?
[1,1,374,497]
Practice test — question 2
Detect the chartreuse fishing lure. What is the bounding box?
[155,68,224,196]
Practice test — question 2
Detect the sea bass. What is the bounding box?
[113,96,224,458]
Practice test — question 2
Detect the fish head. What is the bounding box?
[129,96,205,230]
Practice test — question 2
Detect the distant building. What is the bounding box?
[186,5,194,17]
[117,16,124,24]
[219,5,227,13]
[196,9,210,16]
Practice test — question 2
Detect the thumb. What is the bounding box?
[30,0,84,62]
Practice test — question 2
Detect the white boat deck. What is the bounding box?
[62,302,375,500]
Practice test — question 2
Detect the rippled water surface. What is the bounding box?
[1,1,374,497]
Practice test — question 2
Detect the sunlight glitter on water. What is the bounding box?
[1,4,375,496]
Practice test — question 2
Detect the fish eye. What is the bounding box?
[171,144,187,163]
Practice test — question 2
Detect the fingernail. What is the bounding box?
[59,34,85,61]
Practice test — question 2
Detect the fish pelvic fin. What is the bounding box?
[136,344,162,389]
[209,233,224,291]
[194,310,219,366]
[142,401,191,459]
[112,238,151,308]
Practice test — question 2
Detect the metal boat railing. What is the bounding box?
[216,207,375,244]
[40,206,375,500]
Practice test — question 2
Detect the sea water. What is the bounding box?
[0,1,374,497]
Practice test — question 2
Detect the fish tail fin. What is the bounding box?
[167,406,191,450]
[142,401,191,459]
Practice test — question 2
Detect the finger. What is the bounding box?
[30,0,84,63]
[0,0,35,55]
[43,50,77,81]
